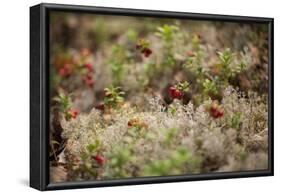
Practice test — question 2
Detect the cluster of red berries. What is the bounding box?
[136,39,152,57]
[168,86,183,99]
[64,109,78,121]
[58,63,72,77]
[82,63,94,87]
[209,101,224,119]
[57,59,94,88]
[91,154,105,166]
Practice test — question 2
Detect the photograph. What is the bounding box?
[48,10,270,183]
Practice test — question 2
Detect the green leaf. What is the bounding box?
[86,140,100,153]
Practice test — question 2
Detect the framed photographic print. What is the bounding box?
[30,3,274,191]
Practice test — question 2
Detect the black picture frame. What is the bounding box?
[30,3,274,191]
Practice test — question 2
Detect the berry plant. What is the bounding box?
[49,12,269,182]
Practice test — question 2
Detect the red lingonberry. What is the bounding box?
[87,79,94,87]
[59,68,67,76]
[84,63,94,72]
[209,102,224,119]
[168,87,183,99]
[217,110,224,117]
[58,64,71,77]
[95,103,105,111]
[136,41,152,58]
[82,75,94,87]
[92,155,105,165]
[86,74,92,80]
[67,109,78,119]
[64,109,78,121]
[143,48,152,57]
